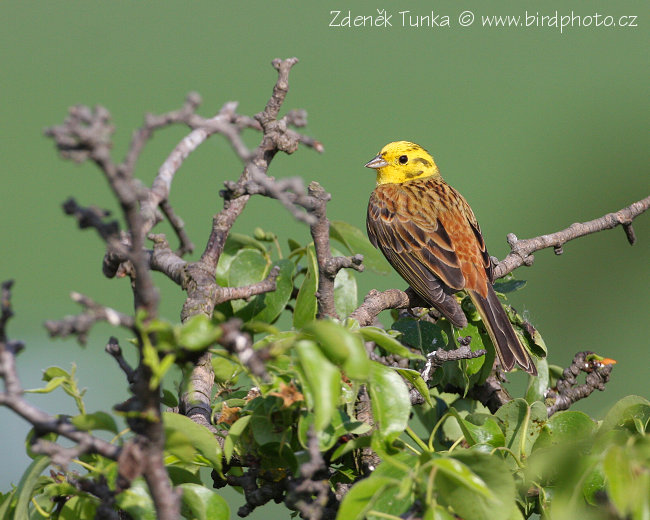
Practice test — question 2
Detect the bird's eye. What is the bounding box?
[398,155,408,164]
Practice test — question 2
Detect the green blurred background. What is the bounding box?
[1,0,648,515]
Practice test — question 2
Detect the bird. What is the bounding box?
[365,141,537,375]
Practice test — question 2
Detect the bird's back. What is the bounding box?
[368,176,492,298]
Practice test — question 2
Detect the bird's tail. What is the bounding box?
[468,285,537,375]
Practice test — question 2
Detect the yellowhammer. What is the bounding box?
[365,141,537,375]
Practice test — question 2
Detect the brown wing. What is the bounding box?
[367,178,492,299]
[367,179,473,325]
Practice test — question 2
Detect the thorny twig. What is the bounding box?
[493,195,650,278]
[546,351,614,416]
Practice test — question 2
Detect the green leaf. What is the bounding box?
[423,505,456,520]
[525,357,549,404]
[167,466,202,486]
[330,220,390,274]
[293,246,318,328]
[24,430,58,460]
[296,340,341,432]
[42,366,70,380]
[429,319,481,393]
[71,411,118,434]
[211,351,240,384]
[149,352,175,390]
[495,399,547,460]
[225,232,268,254]
[429,457,493,499]
[215,250,235,287]
[333,260,358,319]
[227,249,270,312]
[224,415,251,464]
[534,411,596,451]
[600,395,650,434]
[250,415,285,446]
[258,442,298,476]
[582,465,607,506]
[0,488,15,519]
[304,320,350,363]
[331,435,372,461]
[453,411,505,448]
[58,496,97,520]
[161,388,179,408]
[305,320,370,381]
[433,451,516,520]
[391,318,447,354]
[518,319,548,359]
[23,376,66,394]
[603,445,636,515]
[180,483,229,520]
[492,279,526,294]
[455,321,488,378]
[242,259,295,323]
[367,452,418,515]
[394,368,432,406]
[176,314,221,351]
[359,326,425,360]
[116,479,156,520]
[287,238,302,252]
[13,456,51,520]
[336,476,396,520]
[163,412,222,472]
[165,428,197,464]
[368,362,411,444]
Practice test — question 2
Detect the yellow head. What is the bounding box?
[365,141,440,185]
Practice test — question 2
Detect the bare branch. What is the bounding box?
[46,103,159,313]
[222,170,318,225]
[1,283,121,463]
[0,280,15,343]
[147,234,187,285]
[139,103,253,237]
[44,292,134,345]
[422,341,487,382]
[159,200,194,257]
[214,265,280,305]
[62,197,121,243]
[105,336,135,385]
[0,386,120,462]
[178,351,218,435]
[494,195,650,279]
[546,351,615,416]
[122,92,203,176]
[218,319,268,381]
[199,58,303,274]
[349,289,414,326]
[307,182,364,319]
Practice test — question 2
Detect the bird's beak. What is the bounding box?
[364,155,389,169]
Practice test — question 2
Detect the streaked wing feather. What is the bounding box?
[367,184,469,309]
